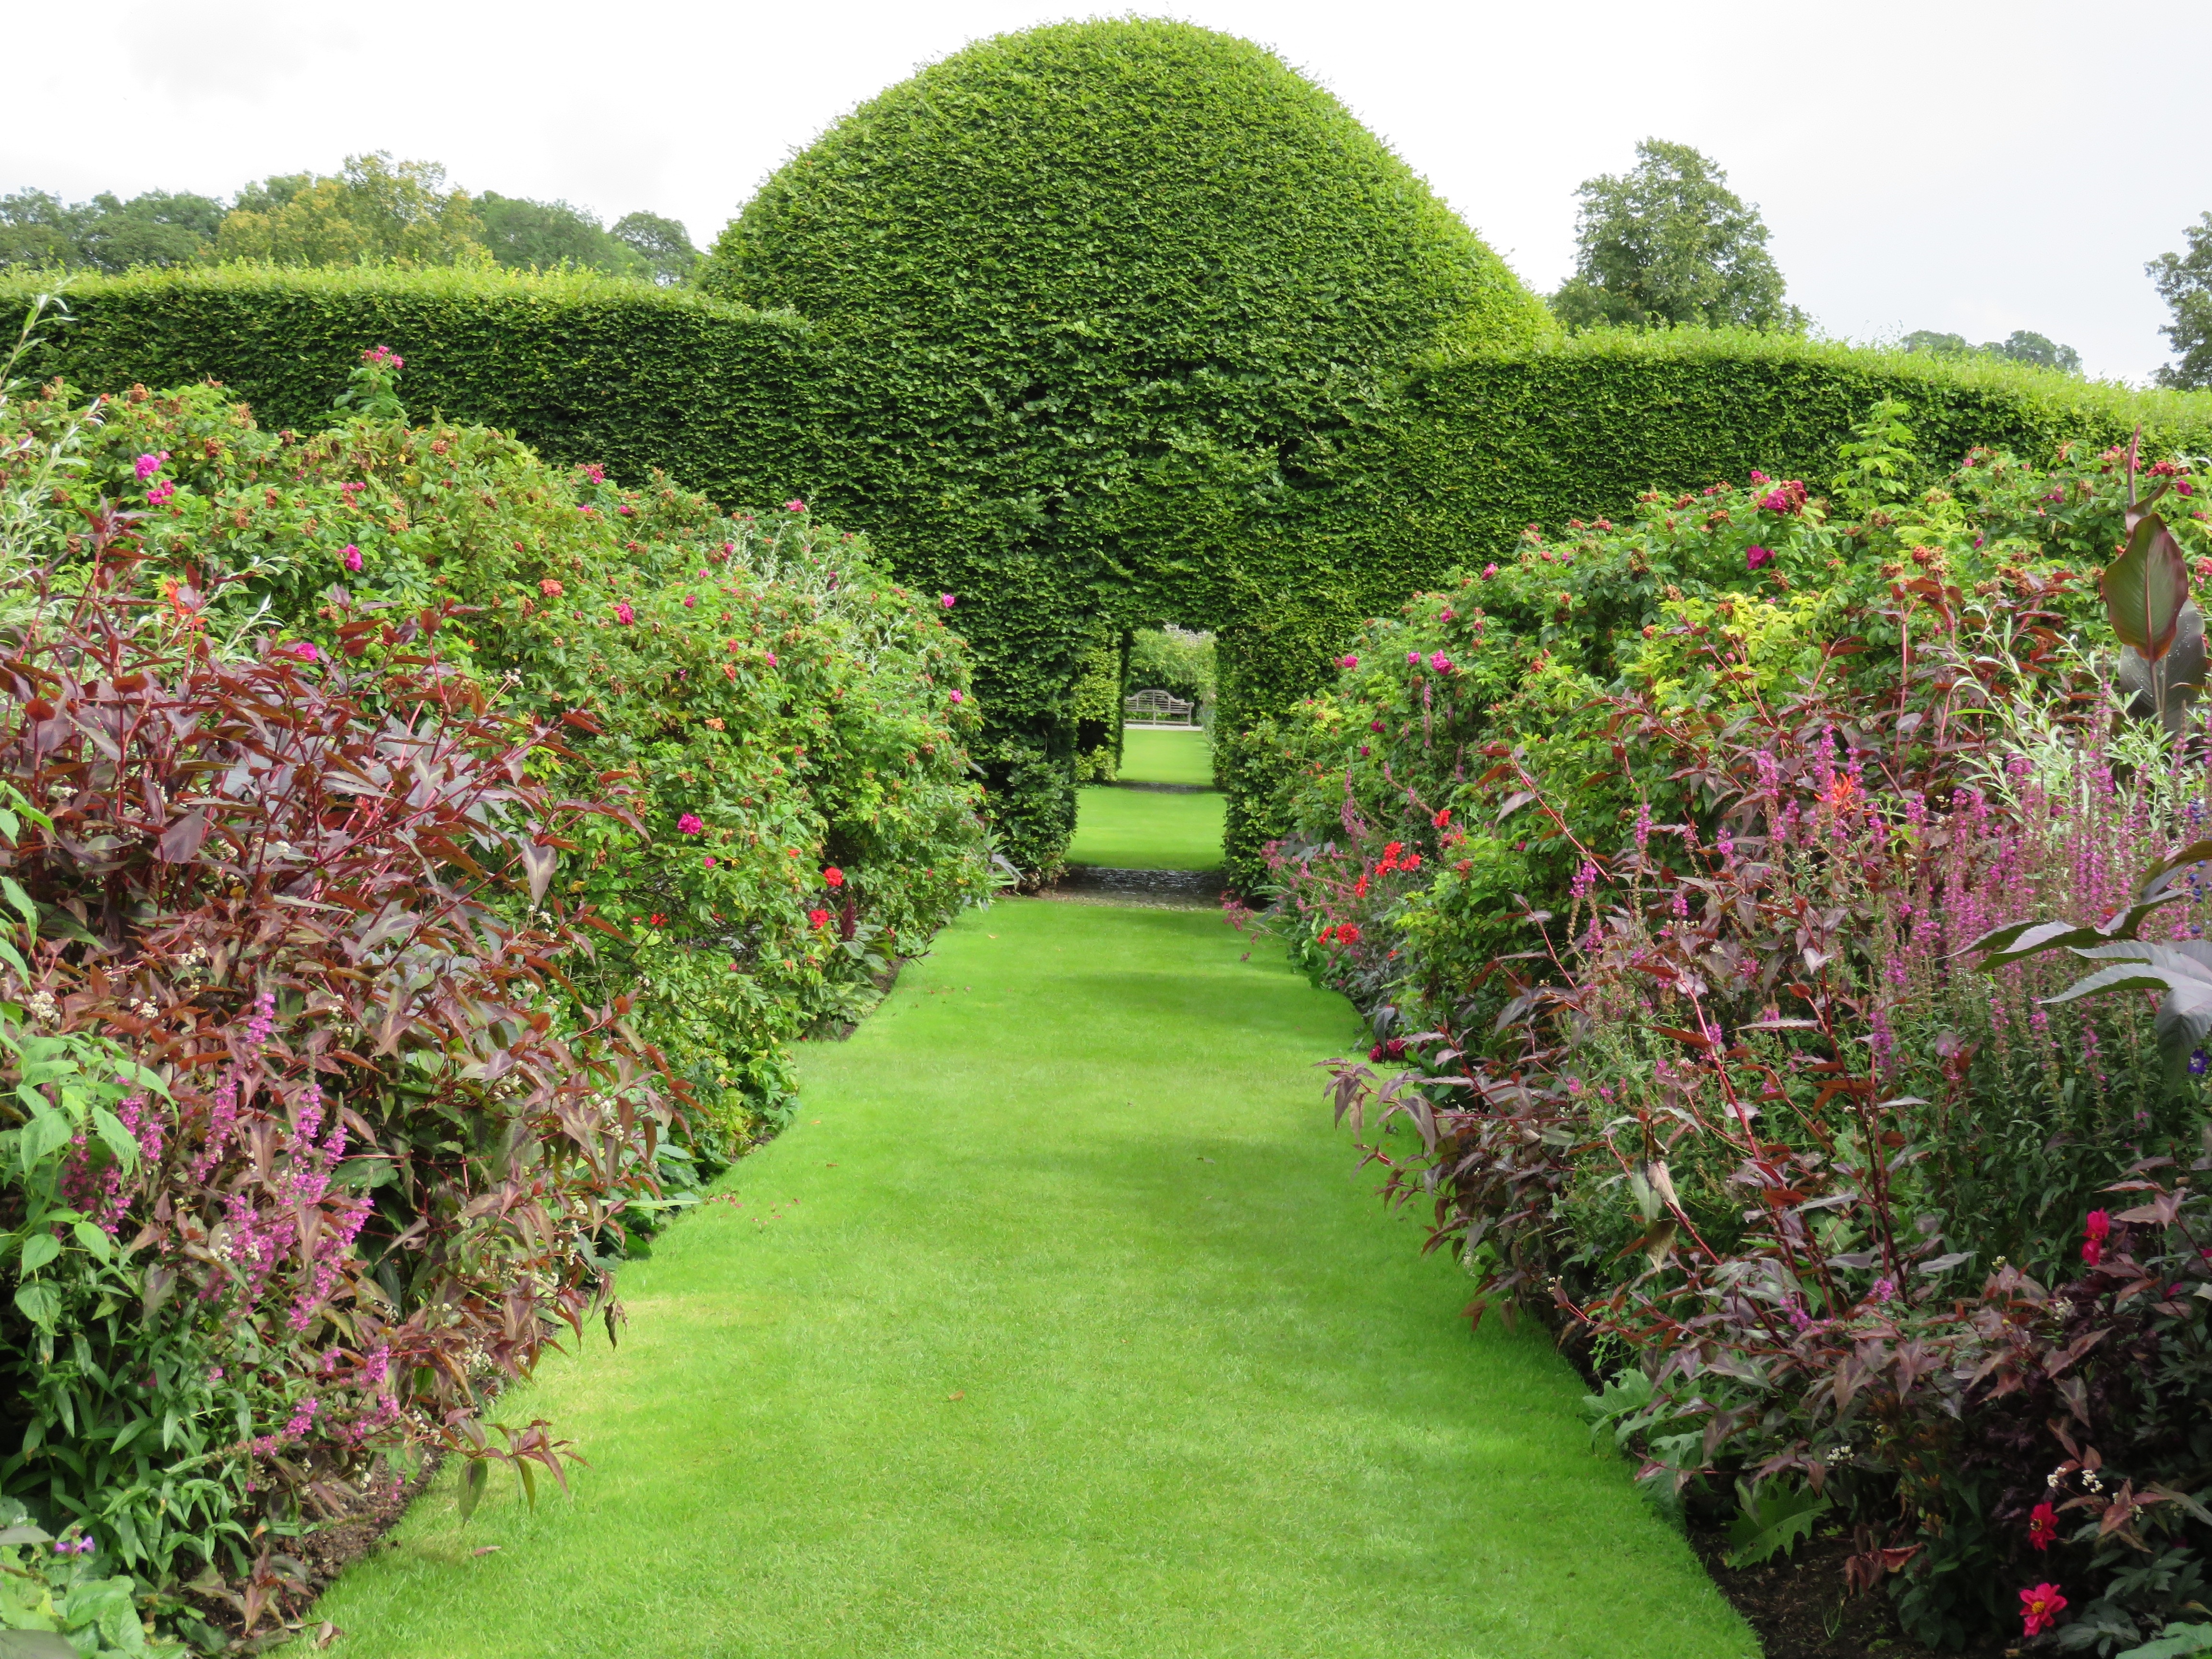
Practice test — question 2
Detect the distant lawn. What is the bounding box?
[1118,725,1214,786]
[1068,786,1224,870]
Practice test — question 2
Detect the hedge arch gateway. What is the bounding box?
[697,18,1555,871]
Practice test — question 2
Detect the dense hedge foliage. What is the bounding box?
[14,279,2212,890]
[1275,420,2212,1647]
[0,335,989,1644]
[698,18,1553,871]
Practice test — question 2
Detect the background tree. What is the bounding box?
[612,212,699,285]
[0,189,223,270]
[1550,138,1803,332]
[1902,327,2081,373]
[478,193,651,277]
[2150,212,2212,390]
[214,153,486,267]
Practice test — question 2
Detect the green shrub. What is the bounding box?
[14,277,2212,888]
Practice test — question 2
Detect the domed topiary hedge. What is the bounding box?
[699,18,1554,867]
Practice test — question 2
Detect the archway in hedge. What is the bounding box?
[698,17,1552,878]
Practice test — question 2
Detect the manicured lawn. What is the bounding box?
[306,902,1752,1659]
[1066,785,1224,870]
[1118,724,1214,786]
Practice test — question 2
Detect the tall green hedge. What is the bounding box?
[14,265,2212,891]
[697,18,1555,867]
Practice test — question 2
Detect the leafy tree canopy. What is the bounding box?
[2150,212,2212,390]
[1551,138,1803,333]
[1903,327,2082,374]
[214,153,489,268]
[478,192,649,278]
[611,212,699,285]
[0,189,224,272]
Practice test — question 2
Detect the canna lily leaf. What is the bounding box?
[2043,941,2212,1087]
[1725,1479,1833,1569]
[2104,511,2192,663]
[2120,601,2210,733]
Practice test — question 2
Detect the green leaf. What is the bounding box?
[1724,1479,1832,1569]
[67,1222,109,1264]
[2120,1624,2212,1659]
[2105,511,2192,662]
[87,1107,135,1174]
[12,1283,58,1332]
[17,1233,58,1274]
[0,1634,81,1659]
[456,1457,490,1523]
[16,1109,70,1177]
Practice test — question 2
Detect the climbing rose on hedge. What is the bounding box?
[941,593,956,608]
[342,543,363,573]
[677,813,705,836]
[949,689,962,703]
[1745,545,1773,571]
[823,867,844,888]
[614,601,636,625]
[784,499,805,513]
[2020,1584,2067,1636]
[1427,651,1450,673]
[133,451,167,481]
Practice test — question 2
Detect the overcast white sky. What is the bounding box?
[9,0,2206,383]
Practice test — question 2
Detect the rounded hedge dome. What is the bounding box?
[700,19,1550,871]
[705,19,1545,364]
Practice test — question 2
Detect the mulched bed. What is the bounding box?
[1687,1518,2015,1659]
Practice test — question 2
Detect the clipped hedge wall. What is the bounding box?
[15,279,2212,888]
[698,19,1555,868]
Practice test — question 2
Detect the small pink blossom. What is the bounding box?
[147,481,175,506]
[133,451,169,481]
[1745,545,1773,571]
[1428,651,1451,673]
[677,813,705,836]
[285,641,318,662]
[808,908,830,929]
[580,463,606,485]
[950,689,964,704]
[614,601,636,625]
[1407,650,1421,665]
[784,498,806,513]
[765,652,778,667]
[342,544,362,573]
[683,594,697,608]
[941,593,956,609]
[1338,654,1358,670]
[362,345,403,371]
[1480,564,1497,579]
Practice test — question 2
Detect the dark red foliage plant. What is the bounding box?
[0,499,671,1604]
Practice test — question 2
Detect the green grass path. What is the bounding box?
[309,902,1751,1659]
[1117,725,1214,786]
[1070,728,1225,868]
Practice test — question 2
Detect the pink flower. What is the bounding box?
[1439,607,1454,621]
[2020,1583,2066,1637]
[949,688,963,704]
[146,481,175,506]
[342,543,363,573]
[677,813,705,836]
[683,594,697,608]
[362,345,403,371]
[784,499,806,513]
[1745,545,1773,571]
[1407,650,1421,666]
[1481,564,1498,579]
[285,641,318,662]
[133,451,168,481]
[704,856,718,868]
[808,908,830,929]
[823,866,845,888]
[1749,469,1770,483]
[2082,1238,2103,1267]
[540,578,565,598]
[765,653,778,667]
[941,593,956,609]
[2028,1502,2056,1551]
[2084,1209,2111,1241]
[1339,654,1358,670]
[1427,651,1451,673]
[614,601,636,625]
[580,463,605,485]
